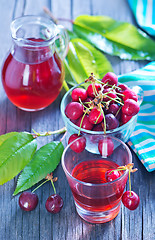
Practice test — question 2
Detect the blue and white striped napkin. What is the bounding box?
[128,0,155,36]
[119,62,155,172]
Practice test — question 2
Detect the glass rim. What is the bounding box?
[61,135,132,187]
[60,81,138,135]
[11,15,57,47]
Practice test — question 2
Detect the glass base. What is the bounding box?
[18,106,46,112]
[75,202,121,224]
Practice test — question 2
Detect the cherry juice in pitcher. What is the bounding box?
[1,16,68,111]
[2,40,64,111]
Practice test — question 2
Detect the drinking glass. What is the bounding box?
[61,135,132,223]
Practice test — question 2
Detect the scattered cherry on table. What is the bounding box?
[19,192,38,211]
[45,194,63,213]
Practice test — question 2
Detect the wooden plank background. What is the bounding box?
[0,0,155,239]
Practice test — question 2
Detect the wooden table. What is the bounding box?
[0,0,155,239]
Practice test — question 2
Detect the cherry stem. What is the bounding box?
[109,168,124,175]
[105,95,124,106]
[96,79,107,87]
[118,163,136,197]
[32,179,49,193]
[78,110,88,136]
[43,6,58,24]
[32,126,67,138]
[79,98,91,110]
[60,130,68,142]
[129,171,132,196]
[115,106,122,117]
[43,6,74,24]
[101,108,106,134]
[95,104,102,124]
[51,180,56,195]
[57,17,74,24]
[116,92,125,97]
[92,82,98,97]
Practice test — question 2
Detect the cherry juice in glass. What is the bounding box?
[71,159,125,212]
[61,135,132,223]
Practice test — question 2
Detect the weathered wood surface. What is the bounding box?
[0,0,155,239]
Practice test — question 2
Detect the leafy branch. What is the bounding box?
[0,128,66,195]
[43,8,155,91]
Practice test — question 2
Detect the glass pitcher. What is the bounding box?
[2,15,69,111]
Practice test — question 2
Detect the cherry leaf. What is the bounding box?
[73,15,155,60]
[65,38,113,85]
[63,58,77,89]
[13,141,64,195]
[0,132,37,185]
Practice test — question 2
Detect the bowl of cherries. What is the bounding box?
[61,72,143,153]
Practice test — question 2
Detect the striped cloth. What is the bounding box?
[118,62,155,172]
[128,0,155,36]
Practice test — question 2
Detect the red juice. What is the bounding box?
[71,159,126,212]
[2,39,65,111]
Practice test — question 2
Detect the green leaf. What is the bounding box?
[63,58,77,88]
[73,15,155,60]
[66,38,113,85]
[0,132,18,146]
[13,141,64,195]
[63,80,70,92]
[67,29,78,40]
[0,132,37,185]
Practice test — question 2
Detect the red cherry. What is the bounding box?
[65,102,84,120]
[105,113,119,130]
[98,138,114,156]
[70,119,78,125]
[105,169,121,182]
[68,134,86,153]
[102,88,117,102]
[83,97,93,107]
[123,89,138,102]
[87,83,101,98]
[122,99,140,116]
[92,122,104,131]
[19,192,38,211]
[115,110,121,121]
[77,115,94,130]
[89,108,104,124]
[102,88,110,94]
[122,191,140,210]
[121,113,132,124]
[45,194,63,213]
[71,88,87,102]
[102,72,118,86]
[103,85,110,89]
[107,92,117,103]
[108,103,120,115]
[116,84,128,94]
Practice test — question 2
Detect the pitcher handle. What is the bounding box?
[55,25,69,60]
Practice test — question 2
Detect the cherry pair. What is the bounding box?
[105,166,140,210]
[19,192,63,213]
[68,134,114,156]
[18,174,63,213]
